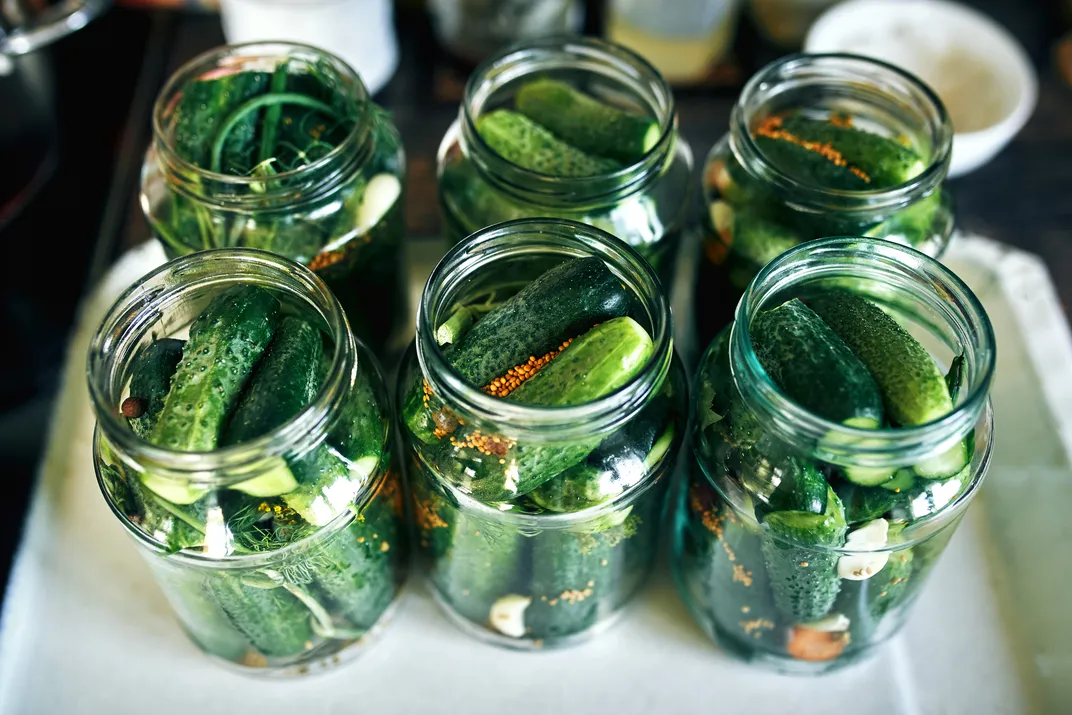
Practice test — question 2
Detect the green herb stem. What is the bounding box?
[211,93,340,173]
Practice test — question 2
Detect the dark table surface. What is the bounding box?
[0,0,1068,600]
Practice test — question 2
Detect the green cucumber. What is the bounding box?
[807,291,968,478]
[223,316,322,446]
[152,286,281,453]
[751,298,884,427]
[477,109,622,177]
[526,528,617,639]
[330,360,387,465]
[433,507,526,630]
[835,481,899,524]
[865,190,943,248]
[753,134,870,192]
[514,78,660,164]
[126,338,185,439]
[710,201,802,275]
[779,116,926,189]
[879,469,917,493]
[761,459,829,516]
[508,317,653,405]
[431,319,654,502]
[99,463,204,552]
[761,487,847,623]
[530,397,673,512]
[203,575,314,658]
[306,482,402,630]
[403,257,633,444]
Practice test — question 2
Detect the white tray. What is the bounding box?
[1,235,1070,715]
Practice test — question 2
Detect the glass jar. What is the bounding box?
[140,42,406,354]
[88,249,407,675]
[674,236,995,673]
[399,219,687,648]
[695,53,954,345]
[437,36,693,284]
[428,0,583,65]
[749,0,842,48]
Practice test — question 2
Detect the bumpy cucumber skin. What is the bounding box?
[762,459,829,516]
[779,116,926,189]
[477,110,622,177]
[807,291,953,427]
[753,135,871,191]
[306,475,404,630]
[760,489,847,623]
[514,78,660,164]
[222,316,322,446]
[509,317,653,406]
[403,257,633,444]
[151,286,280,452]
[751,298,884,426]
[203,576,314,658]
[127,338,185,439]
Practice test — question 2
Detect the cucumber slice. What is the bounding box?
[751,298,884,427]
[514,78,660,164]
[476,109,622,177]
[231,458,300,498]
[879,469,916,493]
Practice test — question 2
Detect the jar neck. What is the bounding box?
[151,41,374,209]
[88,249,360,485]
[729,237,995,471]
[416,218,674,442]
[729,53,953,214]
[459,35,678,207]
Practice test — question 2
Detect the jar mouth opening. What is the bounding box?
[731,53,953,211]
[731,236,995,468]
[87,249,370,484]
[460,35,677,201]
[416,218,674,440]
[151,41,370,197]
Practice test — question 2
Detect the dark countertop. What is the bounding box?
[0,0,1068,600]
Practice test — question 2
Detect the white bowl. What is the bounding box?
[805,0,1037,178]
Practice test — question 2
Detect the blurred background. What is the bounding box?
[0,0,1066,601]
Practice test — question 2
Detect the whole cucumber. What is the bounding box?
[126,338,185,439]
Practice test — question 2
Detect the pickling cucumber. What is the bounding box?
[776,115,926,188]
[126,338,185,439]
[306,480,402,630]
[709,201,802,274]
[434,508,526,630]
[403,256,633,444]
[223,316,322,445]
[761,458,829,516]
[865,190,943,248]
[152,286,280,453]
[760,487,847,623]
[751,298,884,427]
[836,481,899,524]
[509,317,653,405]
[807,291,968,478]
[477,109,622,177]
[203,575,314,658]
[431,318,654,502]
[514,78,661,164]
[526,528,616,639]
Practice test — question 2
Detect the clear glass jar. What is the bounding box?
[399,219,687,648]
[437,36,693,284]
[88,249,407,675]
[674,237,995,674]
[428,0,583,65]
[749,0,841,48]
[695,53,955,345]
[140,42,406,354]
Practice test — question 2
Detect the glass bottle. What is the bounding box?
[437,35,693,285]
[140,42,406,354]
[399,218,688,648]
[675,236,995,673]
[88,249,407,674]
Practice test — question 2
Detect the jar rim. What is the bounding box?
[86,248,377,485]
[459,34,678,204]
[150,41,371,197]
[724,236,995,469]
[415,218,674,442]
[730,53,953,212]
